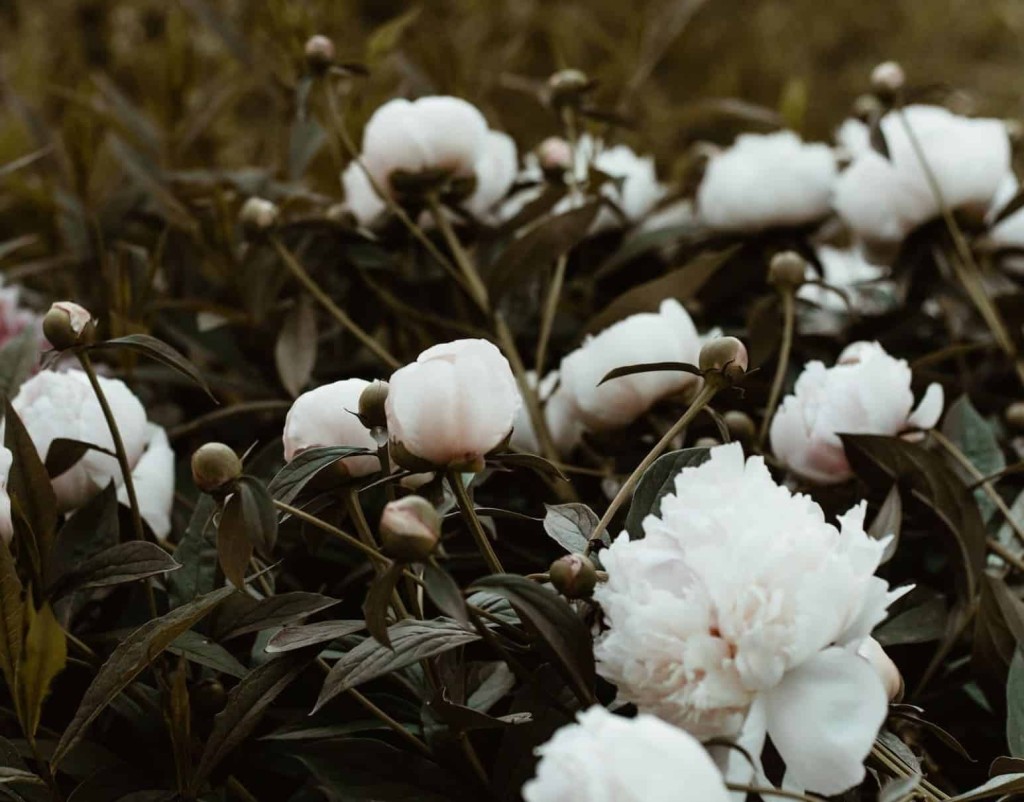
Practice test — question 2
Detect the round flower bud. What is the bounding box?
[871,61,905,101]
[549,553,598,599]
[1007,401,1024,430]
[191,678,227,716]
[380,495,441,562]
[358,380,389,430]
[191,443,243,495]
[768,250,808,290]
[537,136,573,174]
[239,197,279,239]
[547,69,591,109]
[852,93,884,122]
[723,410,756,443]
[304,34,335,74]
[43,301,97,350]
[698,337,748,383]
[695,437,719,449]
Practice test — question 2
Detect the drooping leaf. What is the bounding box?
[488,452,568,482]
[217,491,253,589]
[214,592,340,641]
[421,562,470,629]
[364,562,404,648]
[15,602,66,738]
[192,650,315,786]
[235,476,278,557]
[51,585,234,768]
[275,297,317,397]
[47,541,179,599]
[89,334,214,400]
[597,361,702,386]
[624,447,711,539]
[265,620,366,654]
[542,504,598,554]
[469,574,595,705]
[167,631,247,679]
[314,619,480,710]
[43,438,114,480]
[267,446,373,506]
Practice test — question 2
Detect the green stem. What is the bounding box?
[447,470,504,575]
[78,350,157,620]
[758,289,795,448]
[535,254,567,377]
[588,382,719,549]
[270,237,400,370]
[273,498,388,566]
[426,194,490,312]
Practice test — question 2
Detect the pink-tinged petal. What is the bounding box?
[763,647,887,796]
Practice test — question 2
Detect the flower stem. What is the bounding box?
[588,382,719,549]
[896,108,1024,389]
[447,470,504,575]
[77,350,157,619]
[273,498,389,566]
[270,236,400,370]
[535,253,567,376]
[426,194,490,312]
[758,288,795,449]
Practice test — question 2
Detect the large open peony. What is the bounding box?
[522,706,730,802]
[594,442,904,795]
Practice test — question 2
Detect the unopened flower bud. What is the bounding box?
[768,250,807,290]
[191,443,243,495]
[380,496,441,562]
[537,136,573,173]
[239,197,279,239]
[549,553,598,598]
[852,93,884,122]
[695,437,719,449]
[547,69,591,109]
[1007,401,1024,430]
[871,61,905,102]
[304,34,336,74]
[699,337,748,384]
[43,301,97,350]
[723,410,756,443]
[191,678,227,716]
[857,637,903,701]
[359,380,389,430]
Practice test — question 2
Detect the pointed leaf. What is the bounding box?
[90,334,214,400]
[5,399,58,578]
[44,438,115,480]
[0,539,23,699]
[624,447,712,540]
[214,592,340,641]
[47,541,179,599]
[364,562,403,648]
[597,361,701,386]
[421,562,470,629]
[265,620,365,654]
[217,491,252,589]
[543,504,598,554]
[167,631,246,678]
[267,446,373,506]
[15,602,66,738]
[275,297,317,398]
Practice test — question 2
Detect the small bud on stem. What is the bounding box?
[304,35,336,74]
[239,197,280,240]
[380,496,441,562]
[768,251,808,291]
[191,443,243,496]
[549,553,598,598]
[43,301,97,350]
[699,337,749,385]
[870,60,905,103]
[547,69,592,109]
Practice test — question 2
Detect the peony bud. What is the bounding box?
[699,337,748,384]
[304,34,336,74]
[857,637,903,701]
[380,495,441,562]
[192,678,227,716]
[694,436,719,449]
[549,553,598,598]
[537,136,573,174]
[852,93,884,122]
[723,410,756,443]
[358,380,390,430]
[239,197,279,239]
[871,61,905,102]
[43,301,97,350]
[1007,401,1024,430]
[547,69,591,109]
[191,443,242,496]
[768,250,808,290]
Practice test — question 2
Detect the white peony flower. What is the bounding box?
[595,443,903,794]
[0,276,41,349]
[510,371,587,457]
[770,341,944,484]
[796,246,897,334]
[10,370,175,538]
[0,447,12,545]
[834,105,1010,244]
[282,379,381,478]
[522,706,730,802]
[857,636,903,701]
[386,339,520,470]
[696,131,837,233]
[557,299,702,436]
[342,97,517,228]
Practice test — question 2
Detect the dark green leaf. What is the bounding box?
[874,595,947,646]
[90,334,214,400]
[217,491,252,589]
[868,485,902,564]
[267,446,373,506]
[167,494,218,609]
[624,447,711,539]
[488,452,568,482]
[314,619,480,711]
[0,539,23,701]
[167,631,247,679]
[15,602,66,738]
[942,395,1004,521]
[214,592,339,641]
[944,773,1024,801]
[365,562,404,647]
[597,361,702,386]
[265,620,365,654]
[421,562,470,628]
[235,476,278,557]
[51,585,234,768]
[542,504,597,554]
[1008,648,1024,758]
[43,438,115,480]
[5,399,58,580]
[47,542,179,599]
[469,574,594,705]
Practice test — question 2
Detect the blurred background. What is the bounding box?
[1,0,1022,190]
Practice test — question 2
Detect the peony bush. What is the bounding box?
[1,8,1024,802]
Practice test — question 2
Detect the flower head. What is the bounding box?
[522,706,729,802]
[770,341,943,484]
[696,131,837,232]
[283,379,381,477]
[595,443,901,794]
